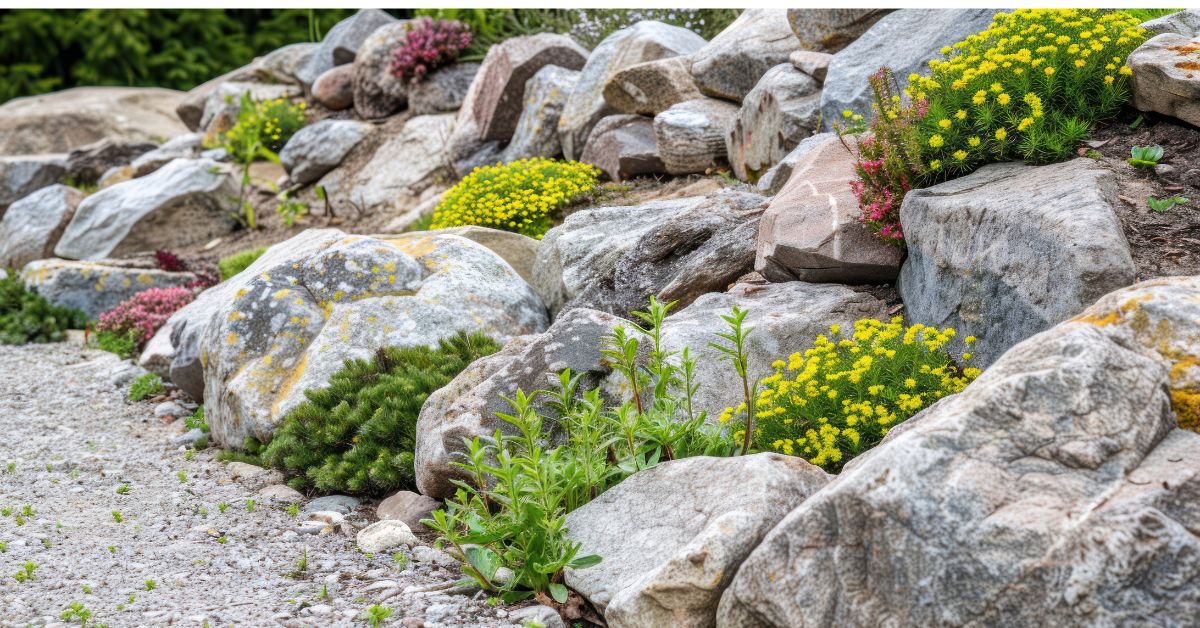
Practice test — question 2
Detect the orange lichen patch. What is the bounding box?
[1072,293,1154,326]
[385,235,438,260]
[1175,61,1200,71]
[1172,389,1200,432]
[270,353,308,417]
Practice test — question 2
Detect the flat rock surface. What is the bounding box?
[0,343,517,627]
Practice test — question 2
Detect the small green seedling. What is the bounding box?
[116,483,130,495]
[392,552,408,569]
[60,601,92,626]
[217,536,228,544]
[14,561,36,582]
[111,511,123,523]
[286,503,299,517]
[144,579,156,591]
[126,374,164,401]
[5,462,13,473]
[177,471,187,483]
[1,507,10,516]
[218,502,228,513]
[362,605,393,628]
[287,547,309,578]
[42,538,52,549]
[45,463,52,472]
[0,541,7,552]
[318,583,331,601]
[107,545,116,554]
[1148,195,1190,213]
[1128,144,1164,168]
[185,449,195,461]
[22,505,33,517]
[245,500,255,513]
[82,584,92,594]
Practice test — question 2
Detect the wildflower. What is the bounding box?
[995,127,1008,140]
[938,119,952,129]
[968,136,981,147]
[953,150,968,161]
[929,134,945,148]
[997,93,1011,105]
[1044,66,1055,75]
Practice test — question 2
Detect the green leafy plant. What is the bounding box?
[144,579,156,591]
[362,605,393,628]
[709,306,759,456]
[245,499,255,512]
[1148,195,1189,213]
[111,511,123,523]
[217,247,266,281]
[0,272,88,344]
[92,329,139,359]
[275,193,308,227]
[126,374,163,401]
[116,483,130,495]
[1128,144,1164,168]
[185,406,210,433]
[14,561,36,583]
[260,332,501,495]
[61,601,92,626]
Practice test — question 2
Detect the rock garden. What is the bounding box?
[2,7,1200,627]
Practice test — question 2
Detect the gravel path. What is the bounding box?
[0,343,519,628]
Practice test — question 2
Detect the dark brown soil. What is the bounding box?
[1090,110,1200,280]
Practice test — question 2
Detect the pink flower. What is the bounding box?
[96,287,196,349]
[391,17,472,84]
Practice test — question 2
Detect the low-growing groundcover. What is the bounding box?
[92,286,196,359]
[218,246,267,281]
[0,272,87,344]
[260,332,501,495]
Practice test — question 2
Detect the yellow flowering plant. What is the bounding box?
[722,317,981,472]
[430,158,599,238]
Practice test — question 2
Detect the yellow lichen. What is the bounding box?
[273,289,291,299]
[1171,389,1200,432]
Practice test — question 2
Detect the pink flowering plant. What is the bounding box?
[390,17,472,84]
[93,287,196,357]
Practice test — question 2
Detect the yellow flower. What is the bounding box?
[938,119,952,129]
[929,134,945,148]
[953,150,968,161]
[968,136,981,147]
[995,127,1008,141]
[1044,66,1055,75]
[955,109,967,120]
[930,159,942,171]
[1104,75,1114,85]
[1119,66,1132,76]
[997,93,1011,106]
[1018,117,1035,131]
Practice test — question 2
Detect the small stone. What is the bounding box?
[509,604,567,628]
[411,545,457,566]
[170,428,206,448]
[1155,163,1177,178]
[154,401,188,419]
[409,63,480,115]
[305,495,361,515]
[226,462,269,480]
[307,511,346,526]
[258,484,305,502]
[788,50,833,84]
[377,490,441,532]
[312,64,356,111]
[356,520,419,553]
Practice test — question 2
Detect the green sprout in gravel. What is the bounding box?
[0,541,6,552]
[363,605,392,628]
[111,511,123,523]
[286,503,299,517]
[177,470,187,483]
[22,505,33,517]
[126,374,163,402]
[60,602,92,626]
[144,579,156,591]
[14,561,36,582]
[116,483,130,495]
[245,499,255,513]
[218,502,228,513]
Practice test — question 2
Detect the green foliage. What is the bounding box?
[1128,144,1164,168]
[425,298,735,602]
[362,605,393,628]
[218,247,266,281]
[92,329,139,359]
[186,406,210,433]
[275,193,308,227]
[126,373,163,402]
[216,437,264,466]
[261,332,501,495]
[1148,195,1189,213]
[1120,8,1184,22]
[0,272,88,344]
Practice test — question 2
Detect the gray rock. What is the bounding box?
[558,21,706,161]
[106,358,151,389]
[1129,33,1200,128]
[788,50,833,84]
[202,230,548,447]
[297,9,397,91]
[64,138,158,185]
[412,545,457,566]
[130,133,204,178]
[690,9,801,102]
[258,484,305,502]
[154,401,188,419]
[257,42,319,84]
[565,454,829,628]
[653,98,739,175]
[280,119,369,185]
[54,158,238,261]
[0,87,186,155]
[20,258,197,319]
[718,281,1200,626]
[533,188,765,317]
[603,56,704,116]
[0,184,84,269]
[579,114,664,181]
[409,63,480,115]
[420,226,543,296]
[176,65,264,132]
[500,65,580,163]
[898,158,1136,367]
[755,131,836,195]
[727,64,821,182]
[820,9,997,127]
[138,320,176,378]
[1140,9,1200,36]
[171,428,207,448]
[414,308,622,499]
[377,491,440,531]
[357,520,418,553]
[324,114,452,214]
[786,9,891,53]
[352,21,413,119]
[305,494,361,515]
[756,135,902,283]
[311,64,355,110]
[1,155,66,214]
[508,605,565,628]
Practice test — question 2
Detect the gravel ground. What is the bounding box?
[0,343,521,628]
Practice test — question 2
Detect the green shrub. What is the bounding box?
[93,329,139,359]
[0,272,88,344]
[218,247,267,281]
[127,374,164,401]
[430,158,599,239]
[260,332,501,495]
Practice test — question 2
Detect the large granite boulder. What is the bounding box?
[0,185,85,269]
[1129,33,1200,128]
[756,135,902,284]
[533,189,765,317]
[718,277,1200,626]
[690,9,801,103]
[755,131,835,195]
[409,62,480,115]
[499,65,580,163]
[565,454,830,628]
[579,115,665,181]
[603,56,704,116]
[415,308,623,498]
[201,231,548,447]
[64,138,158,185]
[898,158,1136,367]
[296,9,397,91]
[0,87,186,155]
[653,98,738,175]
[786,9,891,52]
[54,158,238,261]
[558,21,706,161]
[352,21,413,119]
[726,63,821,182]
[21,258,197,319]
[0,155,66,214]
[1140,9,1200,36]
[321,114,453,214]
[820,9,997,127]
[280,119,369,185]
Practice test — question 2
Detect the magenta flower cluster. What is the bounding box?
[95,286,196,349]
[390,17,471,84]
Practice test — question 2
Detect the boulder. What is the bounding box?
[257,42,319,84]
[352,20,413,119]
[377,491,441,531]
[0,87,186,155]
[409,62,480,115]
[898,158,1136,367]
[499,65,580,163]
[176,66,264,132]
[201,230,548,447]
[0,185,85,269]
[726,64,821,182]
[1129,33,1200,128]
[755,135,902,283]
[322,114,453,214]
[788,50,833,84]
[197,82,299,135]
[357,520,418,553]
[785,9,891,53]
[415,308,623,498]
[175,43,314,131]
[603,56,704,116]
[558,21,707,161]
[470,33,590,143]
[418,226,542,293]
[20,258,197,319]
[1140,9,1200,36]
[129,133,204,178]
[280,119,370,185]
[64,138,158,185]
[755,131,835,195]
[311,64,356,110]
[53,158,238,261]
[820,9,997,127]
[533,189,765,317]
[0,155,66,214]
[565,454,830,628]
[296,9,398,91]
[718,279,1200,626]
[653,98,738,175]
[690,9,801,102]
[579,114,665,181]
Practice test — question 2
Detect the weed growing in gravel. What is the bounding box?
[0,507,9,516]
[14,561,36,582]
[1128,144,1164,168]
[116,483,130,495]
[286,547,309,579]
[60,602,92,626]
[107,545,116,554]
[185,449,194,461]
[217,536,228,544]
[363,605,393,628]
[0,541,7,552]
[5,462,13,472]
[245,500,255,512]
[126,374,163,402]
[286,503,299,517]
[82,584,91,593]
[392,552,409,569]
[186,406,210,433]
[177,470,187,483]
[144,579,155,591]
[14,515,25,525]
[218,502,228,514]
[111,511,123,523]
[21,505,32,517]
[0,273,88,344]
[42,538,52,549]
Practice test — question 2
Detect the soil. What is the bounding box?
[1090,110,1200,280]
